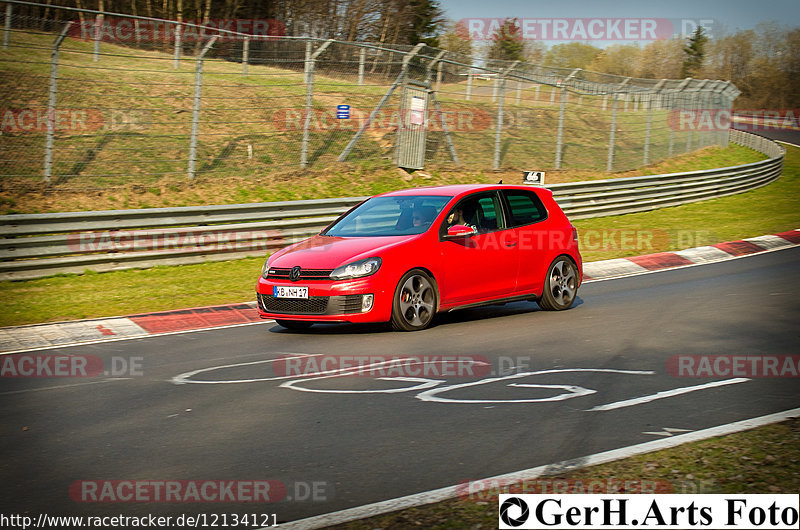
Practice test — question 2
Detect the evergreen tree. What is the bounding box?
[682,26,709,77]
[406,0,444,47]
[487,18,525,62]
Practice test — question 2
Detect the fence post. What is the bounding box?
[554,86,567,169]
[338,43,424,162]
[493,76,506,170]
[515,80,522,105]
[554,69,579,169]
[173,23,182,68]
[606,93,618,172]
[494,61,519,170]
[466,71,472,100]
[358,47,365,85]
[3,3,11,50]
[242,37,249,75]
[427,51,445,93]
[643,93,653,166]
[44,23,72,184]
[93,12,103,61]
[301,39,333,168]
[187,35,218,180]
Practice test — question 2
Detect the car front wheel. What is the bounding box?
[538,256,578,311]
[391,269,438,331]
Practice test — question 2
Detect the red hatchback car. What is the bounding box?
[256,184,582,331]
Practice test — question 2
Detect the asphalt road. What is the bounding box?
[733,123,800,145]
[1,247,799,524]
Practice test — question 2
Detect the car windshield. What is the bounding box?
[323,195,453,237]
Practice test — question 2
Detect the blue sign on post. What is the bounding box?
[336,105,350,119]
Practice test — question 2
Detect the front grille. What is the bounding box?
[258,294,328,314]
[340,295,363,313]
[267,268,333,281]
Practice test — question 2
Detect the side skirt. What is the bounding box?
[444,293,539,313]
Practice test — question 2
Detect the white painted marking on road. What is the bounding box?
[587,378,750,411]
[415,368,654,404]
[642,427,693,437]
[170,353,320,384]
[0,378,131,396]
[507,383,596,400]
[276,407,800,530]
[281,376,443,394]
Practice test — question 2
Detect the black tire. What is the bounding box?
[275,319,314,330]
[538,256,579,311]
[390,269,438,331]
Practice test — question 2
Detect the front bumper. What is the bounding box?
[255,276,391,323]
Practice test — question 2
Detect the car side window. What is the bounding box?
[503,190,548,228]
[441,192,505,236]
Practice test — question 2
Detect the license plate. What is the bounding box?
[273,285,309,299]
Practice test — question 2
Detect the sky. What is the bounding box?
[437,0,800,45]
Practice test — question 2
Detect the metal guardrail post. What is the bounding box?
[301,39,332,169]
[43,22,71,185]
[3,3,11,49]
[187,35,218,180]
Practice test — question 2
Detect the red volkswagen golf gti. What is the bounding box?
[256,184,582,331]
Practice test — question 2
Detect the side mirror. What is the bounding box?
[446,224,477,238]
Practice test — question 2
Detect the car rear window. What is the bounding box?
[503,190,548,227]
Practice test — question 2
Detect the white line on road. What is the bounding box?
[586,378,751,411]
[276,407,800,530]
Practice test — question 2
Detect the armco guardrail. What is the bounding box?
[0,131,785,280]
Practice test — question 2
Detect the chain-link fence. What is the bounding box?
[0,1,740,191]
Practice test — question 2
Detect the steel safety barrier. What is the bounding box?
[0,130,785,280]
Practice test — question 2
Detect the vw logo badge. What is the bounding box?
[289,266,302,282]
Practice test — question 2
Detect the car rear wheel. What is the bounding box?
[391,269,438,331]
[538,256,578,311]
[275,319,314,330]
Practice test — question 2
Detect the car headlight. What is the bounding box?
[261,257,271,279]
[330,257,382,280]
